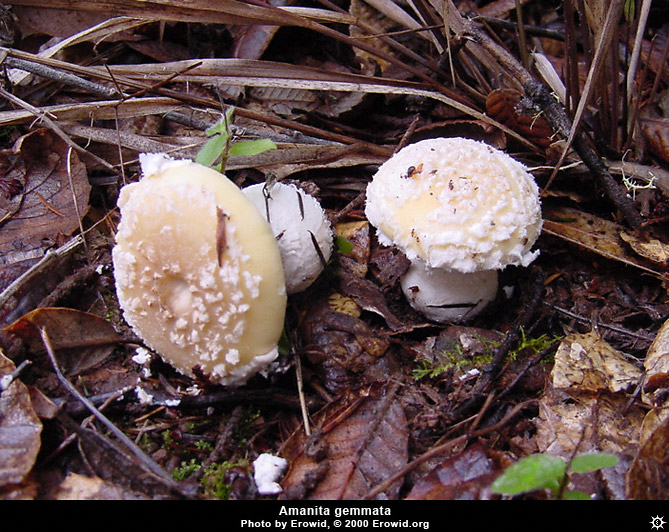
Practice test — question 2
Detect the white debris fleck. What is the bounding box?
[135,386,154,405]
[185,385,202,396]
[459,368,480,381]
[253,453,288,495]
[132,346,152,365]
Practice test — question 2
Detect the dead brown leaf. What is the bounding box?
[4,307,121,377]
[642,317,669,407]
[0,129,90,292]
[0,352,42,494]
[335,221,371,278]
[626,413,669,500]
[280,384,409,500]
[542,204,664,275]
[404,442,506,500]
[299,295,395,393]
[535,331,646,498]
[552,331,642,394]
[486,89,555,148]
[640,116,669,164]
[626,317,669,498]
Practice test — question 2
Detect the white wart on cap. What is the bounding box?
[112,154,287,386]
[243,181,333,294]
[365,137,542,322]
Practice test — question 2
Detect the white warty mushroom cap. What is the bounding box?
[243,182,333,294]
[365,137,542,273]
[112,154,287,386]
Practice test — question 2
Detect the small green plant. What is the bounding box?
[201,459,250,499]
[195,107,277,172]
[413,328,560,381]
[160,429,176,448]
[171,458,201,481]
[412,342,468,380]
[509,328,560,360]
[490,452,619,500]
[170,457,251,498]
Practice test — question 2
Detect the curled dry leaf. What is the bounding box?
[626,413,669,500]
[626,317,669,498]
[280,384,409,500]
[542,205,663,276]
[0,352,42,492]
[338,270,401,330]
[640,116,669,165]
[551,331,642,394]
[536,331,646,498]
[641,317,669,407]
[4,307,121,377]
[619,231,669,265]
[335,221,370,278]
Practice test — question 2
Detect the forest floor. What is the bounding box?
[0,0,668,501]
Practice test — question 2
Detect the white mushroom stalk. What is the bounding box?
[243,181,333,295]
[365,137,542,322]
[112,154,287,386]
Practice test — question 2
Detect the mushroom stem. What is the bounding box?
[400,260,498,323]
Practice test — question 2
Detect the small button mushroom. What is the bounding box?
[243,181,333,295]
[112,154,287,386]
[364,137,542,322]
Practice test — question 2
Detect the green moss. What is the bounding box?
[412,328,560,381]
[201,459,250,499]
[171,458,201,481]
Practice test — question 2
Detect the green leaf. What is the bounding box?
[228,138,277,157]
[335,235,354,255]
[491,454,566,495]
[570,453,619,474]
[206,108,235,137]
[623,0,635,22]
[195,133,228,167]
[562,490,592,500]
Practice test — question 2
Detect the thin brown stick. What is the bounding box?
[363,400,535,499]
[464,15,643,230]
[39,326,193,498]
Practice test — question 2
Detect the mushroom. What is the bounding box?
[243,181,333,294]
[364,137,542,322]
[112,154,287,386]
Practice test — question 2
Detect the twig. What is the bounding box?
[295,350,312,437]
[364,399,535,499]
[39,326,193,498]
[0,86,117,173]
[2,55,119,98]
[472,15,565,42]
[626,0,652,108]
[545,303,656,342]
[445,269,544,424]
[0,234,84,312]
[0,359,31,391]
[464,14,644,230]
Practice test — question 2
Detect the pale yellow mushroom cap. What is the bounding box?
[112,154,287,386]
[365,137,542,273]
